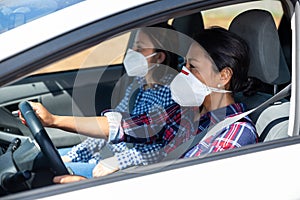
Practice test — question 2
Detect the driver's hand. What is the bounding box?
[53,175,87,184]
[18,110,27,125]
[18,101,55,127]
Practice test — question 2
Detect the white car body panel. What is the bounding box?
[0,0,154,62]
[40,143,300,200]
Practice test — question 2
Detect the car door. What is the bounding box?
[1,0,300,199]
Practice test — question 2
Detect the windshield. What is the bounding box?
[0,0,84,34]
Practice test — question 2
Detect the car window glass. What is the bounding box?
[33,32,130,74]
[202,0,283,28]
[33,0,283,76]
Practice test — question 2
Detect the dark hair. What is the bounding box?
[148,22,179,70]
[192,27,250,93]
[139,23,180,82]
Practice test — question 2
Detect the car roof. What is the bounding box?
[0,0,154,62]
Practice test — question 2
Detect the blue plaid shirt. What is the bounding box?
[66,74,176,169]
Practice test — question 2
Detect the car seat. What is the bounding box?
[172,12,204,38]
[256,102,290,142]
[229,9,291,141]
[171,12,204,68]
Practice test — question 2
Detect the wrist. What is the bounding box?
[50,114,61,128]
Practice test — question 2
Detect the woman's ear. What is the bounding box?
[219,67,233,87]
[156,52,166,64]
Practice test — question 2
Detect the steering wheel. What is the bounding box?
[18,101,69,175]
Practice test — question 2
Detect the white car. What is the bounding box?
[0,0,299,199]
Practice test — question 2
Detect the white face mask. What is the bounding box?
[170,66,231,106]
[123,49,157,77]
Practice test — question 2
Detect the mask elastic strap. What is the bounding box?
[145,52,157,59]
[209,87,232,93]
[146,52,158,71]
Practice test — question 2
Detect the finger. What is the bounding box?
[18,110,27,125]
[28,101,39,112]
[53,175,65,184]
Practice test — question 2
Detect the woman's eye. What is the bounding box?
[190,63,196,69]
[189,63,201,75]
[132,45,143,52]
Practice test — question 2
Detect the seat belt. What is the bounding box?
[163,84,291,161]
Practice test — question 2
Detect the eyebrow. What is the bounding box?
[134,41,145,46]
[187,57,201,64]
[134,41,153,48]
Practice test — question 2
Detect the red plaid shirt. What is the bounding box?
[109,103,258,159]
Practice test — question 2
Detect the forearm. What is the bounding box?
[23,101,110,140]
[51,115,109,139]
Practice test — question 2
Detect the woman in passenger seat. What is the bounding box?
[20,27,258,183]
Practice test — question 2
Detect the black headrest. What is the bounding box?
[172,12,204,38]
[172,12,204,56]
[229,9,290,85]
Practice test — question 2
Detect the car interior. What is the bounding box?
[171,8,291,142]
[0,0,294,197]
[229,9,291,140]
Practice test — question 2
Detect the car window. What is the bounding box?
[33,0,283,76]
[27,0,292,145]
[29,0,292,145]
[33,32,130,74]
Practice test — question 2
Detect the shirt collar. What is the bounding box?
[200,103,246,124]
